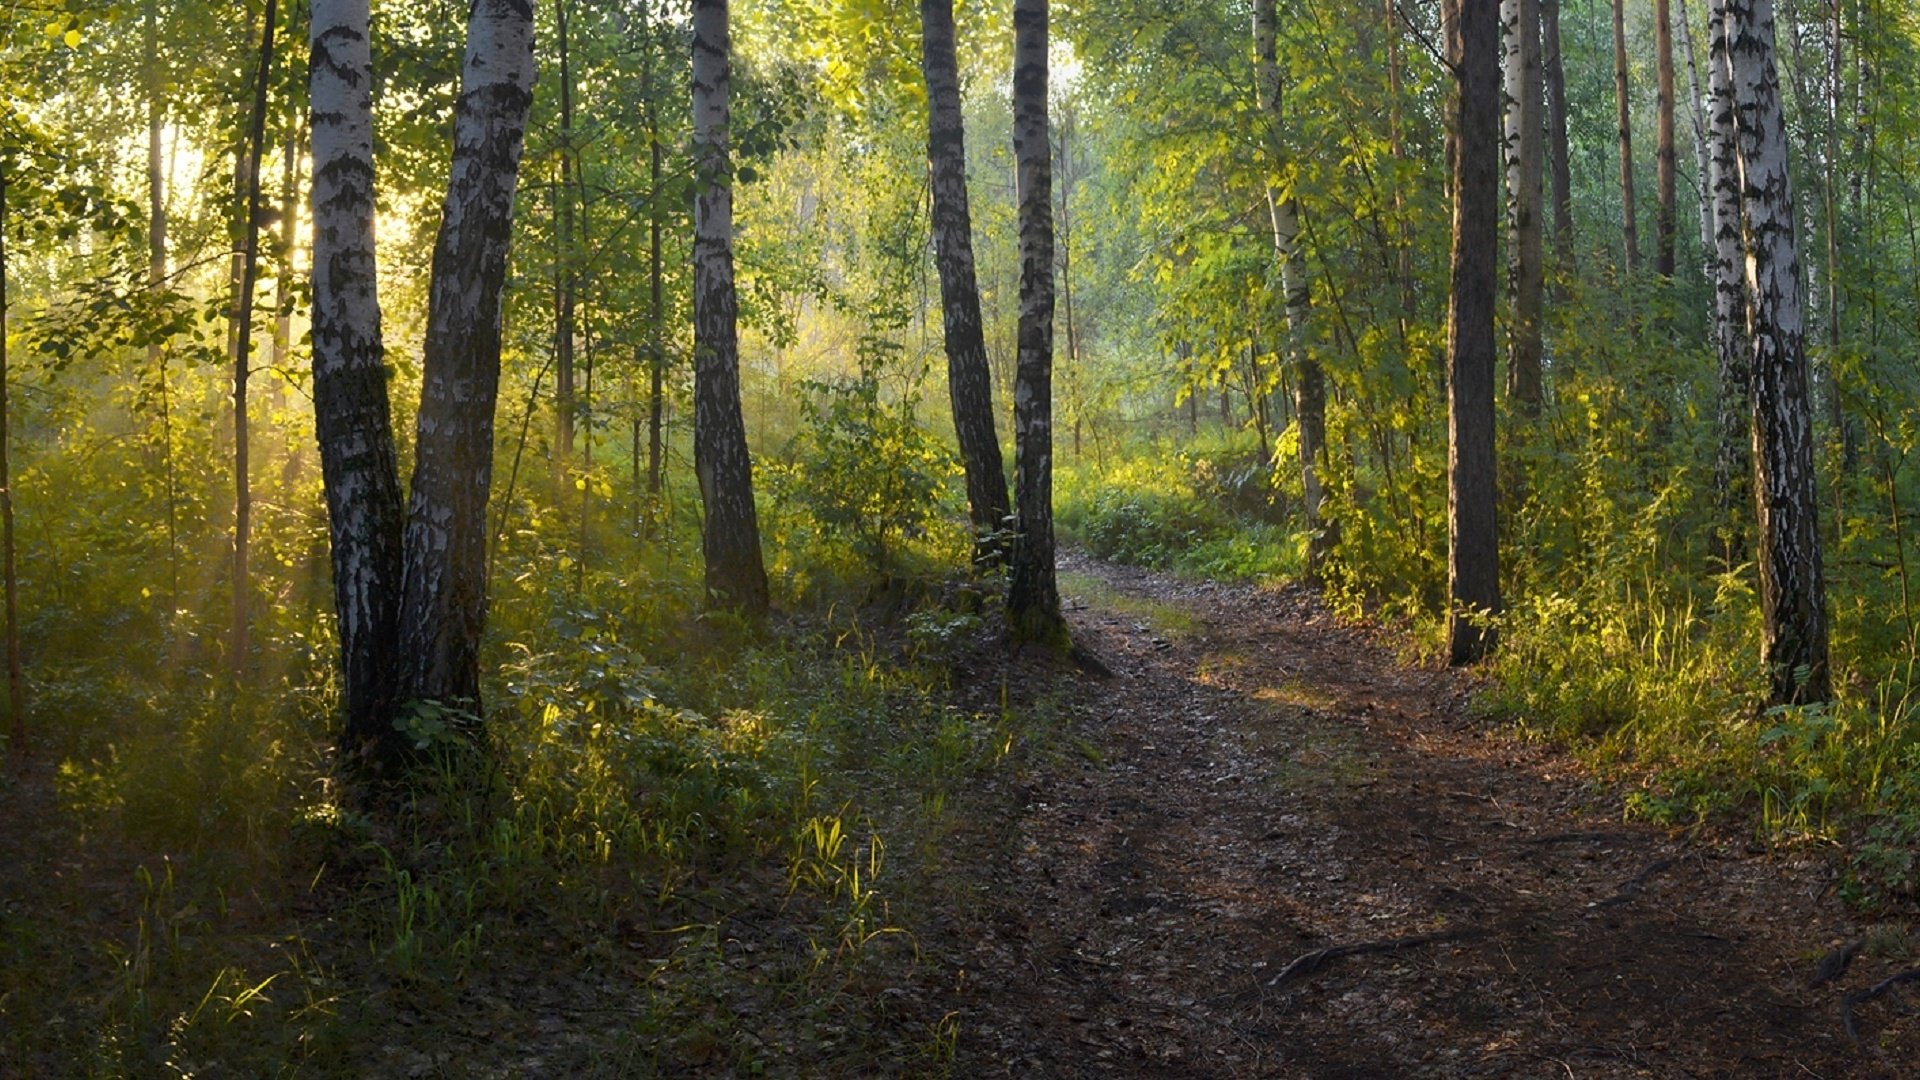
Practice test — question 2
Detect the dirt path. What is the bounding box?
[942,553,1917,1078]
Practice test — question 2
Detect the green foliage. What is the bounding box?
[1057,436,1299,582]
[768,361,958,573]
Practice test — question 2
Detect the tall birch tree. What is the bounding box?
[1706,0,1751,566]
[1503,0,1544,416]
[309,0,407,751]
[690,0,769,614]
[1007,0,1063,642]
[921,0,1011,566]
[1253,0,1331,572]
[396,0,539,708]
[1723,0,1830,704]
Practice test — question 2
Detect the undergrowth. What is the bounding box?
[0,510,1052,1077]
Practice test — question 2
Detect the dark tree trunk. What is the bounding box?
[146,0,181,617]
[1007,0,1063,643]
[922,0,1012,567]
[1503,0,1545,415]
[1542,0,1576,278]
[0,175,22,755]
[230,0,279,677]
[1613,0,1642,275]
[691,0,769,614]
[554,0,577,463]
[1446,0,1502,665]
[1707,0,1753,564]
[1724,0,1830,704]
[310,0,408,751]
[397,0,538,709]
[1655,0,1679,278]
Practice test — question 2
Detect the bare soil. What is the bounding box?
[932,551,1920,1078]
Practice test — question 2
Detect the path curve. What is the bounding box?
[945,552,1915,1078]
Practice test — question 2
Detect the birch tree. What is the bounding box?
[1007,0,1063,642]
[690,0,769,614]
[1707,0,1751,566]
[1723,0,1830,704]
[396,0,538,708]
[921,0,1011,566]
[1447,0,1501,665]
[1253,0,1331,572]
[1503,0,1544,415]
[309,0,407,751]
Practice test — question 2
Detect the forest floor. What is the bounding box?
[919,551,1920,1079]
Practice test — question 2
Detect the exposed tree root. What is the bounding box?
[1843,968,1920,1047]
[1268,928,1487,989]
[1589,857,1677,910]
[1811,939,1864,989]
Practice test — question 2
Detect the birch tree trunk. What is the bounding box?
[1541,0,1576,279]
[1707,0,1752,566]
[1253,0,1332,574]
[310,0,408,751]
[230,0,278,677]
[1678,0,1715,270]
[1503,0,1544,416]
[398,0,538,709]
[1724,0,1830,704]
[1446,0,1502,665]
[921,0,1011,566]
[1613,0,1642,275]
[690,0,769,614]
[1007,0,1063,643]
[1655,0,1679,278]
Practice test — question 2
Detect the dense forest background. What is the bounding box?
[3,0,1920,1073]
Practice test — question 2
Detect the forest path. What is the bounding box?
[943,552,1914,1078]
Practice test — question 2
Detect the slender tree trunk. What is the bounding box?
[921,0,1011,564]
[1542,0,1576,280]
[397,0,538,709]
[1707,0,1753,565]
[230,0,278,678]
[1387,0,1417,329]
[146,0,180,619]
[1446,0,1502,665]
[1254,0,1331,573]
[1613,0,1642,275]
[1007,0,1063,642]
[1655,0,1679,277]
[1503,0,1545,415]
[641,13,666,521]
[690,0,769,614]
[310,0,407,752]
[1724,0,1830,704]
[646,130,665,505]
[1823,0,1851,475]
[554,0,577,463]
[1678,0,1715,272]
[0,176,22,755]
